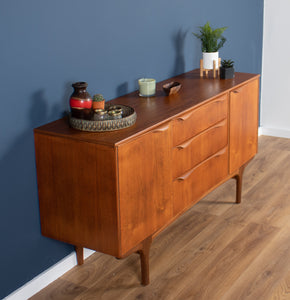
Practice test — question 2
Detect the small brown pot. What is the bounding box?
[92,101,105,110]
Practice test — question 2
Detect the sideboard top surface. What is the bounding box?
[34,69,259,146]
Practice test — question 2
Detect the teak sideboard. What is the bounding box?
[34,69,260,285]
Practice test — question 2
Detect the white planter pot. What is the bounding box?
[202,52,219,70]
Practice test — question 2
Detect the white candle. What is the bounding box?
[138,78,156,97]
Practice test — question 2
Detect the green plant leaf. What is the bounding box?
[193,22,227,52]
[221,59,234,68]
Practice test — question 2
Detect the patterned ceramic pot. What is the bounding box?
[92,101,105,110]
[70,82,92,119]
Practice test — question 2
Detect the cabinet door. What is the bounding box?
[117,122,172,254]
[229,78,259,173]
[34,135,119,256]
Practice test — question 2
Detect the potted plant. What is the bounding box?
[220,59,235,79]
[193,21,227,70]
[92,94,105,110]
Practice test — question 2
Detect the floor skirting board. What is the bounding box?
[259,126,290,139]
[4,249,95,300]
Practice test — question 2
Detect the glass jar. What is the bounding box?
[93,109,107,121]
[108,109,122,119]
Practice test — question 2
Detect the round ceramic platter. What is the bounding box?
[69,104,137,132]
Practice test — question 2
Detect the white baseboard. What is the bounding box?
[259,126,290,139]
[4,248,95,300]
[258,126,263,136]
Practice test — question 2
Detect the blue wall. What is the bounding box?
[0,0,263,298]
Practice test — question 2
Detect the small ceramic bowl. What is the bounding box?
[163,81,181,96]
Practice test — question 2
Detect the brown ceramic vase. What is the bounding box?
[70,82,92,119]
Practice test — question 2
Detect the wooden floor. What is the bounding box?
[30,136,290,300]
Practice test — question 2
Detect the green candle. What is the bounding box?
[138,78,156,97]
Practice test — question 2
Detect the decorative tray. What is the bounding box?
[69,104,137,132]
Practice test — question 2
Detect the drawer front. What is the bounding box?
[173,147,228,215]
[172,94,228,146]
[172,119,228,178]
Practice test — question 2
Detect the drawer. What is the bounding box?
[172,94,228,146]
[173,147,228,215]
[172,119,228,178]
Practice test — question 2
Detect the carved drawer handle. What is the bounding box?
[177,111,193,121]
[176,147,227,182]
[176,168,194,181]
[216,96,227,101]
[177,97,226,122]
[176,119,227,150]
[176,138,194,150]
[212,119,227,128]
[213,147,227,157]
[152,123,170,133]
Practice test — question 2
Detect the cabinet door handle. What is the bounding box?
[177,111,193,121]
[152,123,170,133]
[232,90,239,94]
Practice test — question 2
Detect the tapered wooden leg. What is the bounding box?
[75,246,84,265]
[137,236,152,285]
[200,59,203,77]
[234,165,246,204]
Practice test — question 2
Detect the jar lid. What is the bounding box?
[72,82,88,88]
[108,105,123,111]
[94,109,107,115]
[108,109,122,116]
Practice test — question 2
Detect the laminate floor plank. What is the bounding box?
[30,136,290,300]
[220,226,290,300]
[126,217,246,300]
[261,135,290,152]
[62,253,124,288]
[174,222,279,300]
[28,278,87,300]
[75,212,216,300]
[191,136,288,218]
[190,180,236,216]
[149,210,216,269]
[219,151,290,227]
[268,269,290,300]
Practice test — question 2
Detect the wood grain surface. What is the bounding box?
[229,78,259,173]
[30,135,290,300]
[34,134,120,256]
[34,70,259,147]
[118,122,172,254]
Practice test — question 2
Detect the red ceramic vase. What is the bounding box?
[70,82,92,119]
